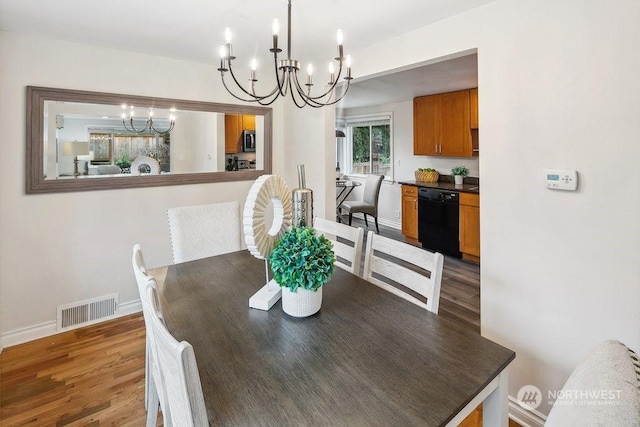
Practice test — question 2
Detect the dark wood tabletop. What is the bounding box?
[157,250,515,426]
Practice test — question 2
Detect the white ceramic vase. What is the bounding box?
[281,286,322,317]
[454,175,464,185]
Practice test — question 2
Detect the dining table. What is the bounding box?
[151,250,515,426]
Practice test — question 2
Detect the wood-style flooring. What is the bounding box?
[1,219,483,426]
[0,313,158,426]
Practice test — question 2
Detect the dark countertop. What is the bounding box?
[399,180,480,194]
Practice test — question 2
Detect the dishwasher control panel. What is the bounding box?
[544,169,578,191]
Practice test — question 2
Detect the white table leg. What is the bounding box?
[483,370,509,427]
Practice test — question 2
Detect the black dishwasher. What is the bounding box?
[418,188,462,258]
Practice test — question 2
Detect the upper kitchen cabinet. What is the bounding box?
[413,89,476,157]
[470,88,479,129]
[242,114,256,131]
[225,114,256,154]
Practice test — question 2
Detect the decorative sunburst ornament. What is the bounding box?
[243,175,292,310]
[129,155,160,176]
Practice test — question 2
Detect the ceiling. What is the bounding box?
[337,52,477,109]
[1,0,487,108]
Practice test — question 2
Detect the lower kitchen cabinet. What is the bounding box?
[459,192,480,262]
[401,185,419,245]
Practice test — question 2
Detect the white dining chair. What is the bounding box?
[362,231,444,314]
[140,277,172,427]
[146,285,208,427]
[167,201,242,263]
[313,216,364,276]
[131,244,165,419]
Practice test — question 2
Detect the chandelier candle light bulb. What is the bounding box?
[250,58,257,82]
[306,63,313,87]
[224,27,235,60]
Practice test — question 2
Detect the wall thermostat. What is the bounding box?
[544,169,578,191]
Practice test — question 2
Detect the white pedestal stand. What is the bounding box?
[249,260,282,311]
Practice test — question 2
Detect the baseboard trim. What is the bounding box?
[349,213,401,230]
[509,396,547,427]
[1,299,142,348]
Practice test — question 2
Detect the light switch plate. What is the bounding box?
[544,169,578,191]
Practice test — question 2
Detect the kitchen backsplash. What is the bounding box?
[401,156,479,181]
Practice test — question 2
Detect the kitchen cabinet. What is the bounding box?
[470,88,479,129]
[401,185,419,245]
[413,89,473,157]
[459,192,480,262]
[225,114,242,154]
[225,114,256,154]
[242,115,256,131]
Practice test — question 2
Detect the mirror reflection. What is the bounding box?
[45,101,264,179]
[26,87,272,194]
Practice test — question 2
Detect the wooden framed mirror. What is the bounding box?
[26,86,273,194]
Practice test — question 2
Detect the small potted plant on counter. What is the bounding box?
[269,226,335,317]
[451,166,469,185]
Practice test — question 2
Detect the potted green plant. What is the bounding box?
[115,151,131,171]
[269,226,335,317]
[451,166,469,185]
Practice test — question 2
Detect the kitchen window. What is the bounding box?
[337,113,392,180]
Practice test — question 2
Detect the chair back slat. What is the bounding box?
[368,255,435,299]
[369,231,440,272]
[313,217,364,276]
[363,231,444,314]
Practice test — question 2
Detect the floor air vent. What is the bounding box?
[57,294,119,330]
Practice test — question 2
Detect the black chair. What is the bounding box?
[338,174,384,233]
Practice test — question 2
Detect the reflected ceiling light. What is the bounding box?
[218,0,352,108]
[121,105,176,135]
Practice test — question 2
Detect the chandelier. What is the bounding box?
[121,105,176,135]
[218,0,352,108]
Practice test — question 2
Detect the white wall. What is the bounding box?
[280,105,334,221]
[328,0,640,418]
[0,32,285,344]
[339,100,480,226]
[3,1,639,420]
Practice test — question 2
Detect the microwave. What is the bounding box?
[242,130,256,152]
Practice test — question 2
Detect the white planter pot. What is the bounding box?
[454,175,464,185]
[281,286,322,317]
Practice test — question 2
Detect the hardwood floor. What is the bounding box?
[0,313,159,426]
